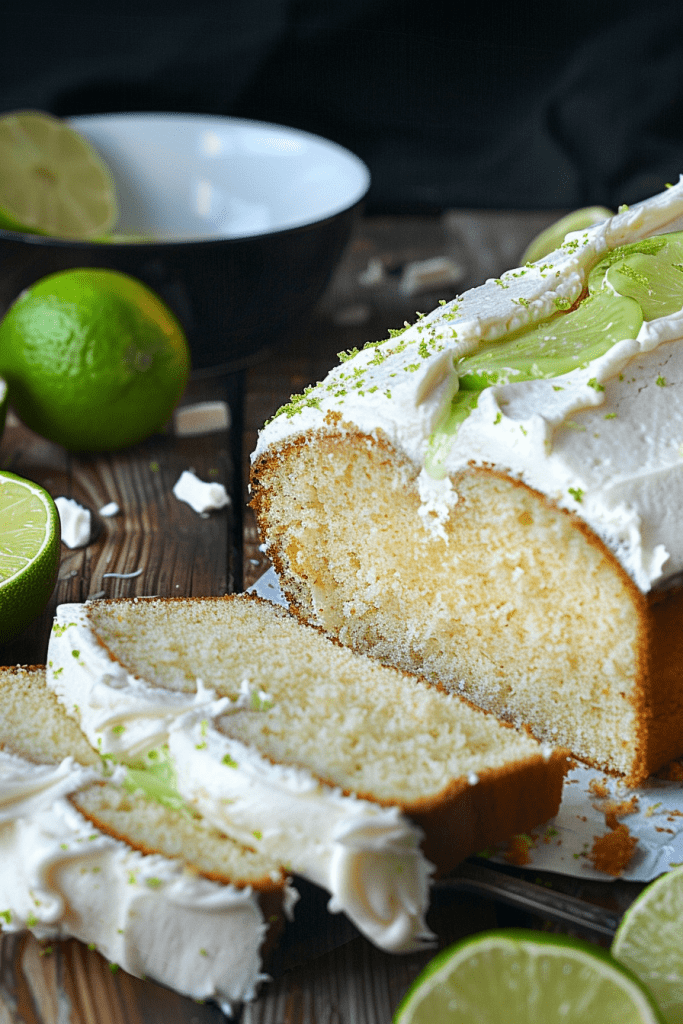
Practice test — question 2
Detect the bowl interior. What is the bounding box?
[69,113,370,243]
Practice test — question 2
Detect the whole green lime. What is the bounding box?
[0,268,190,451]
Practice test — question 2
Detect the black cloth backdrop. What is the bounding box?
[3,0,683,213]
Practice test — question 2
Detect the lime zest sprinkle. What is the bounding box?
[568,487,584,502]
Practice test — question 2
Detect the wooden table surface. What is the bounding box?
[0,210,638,1023]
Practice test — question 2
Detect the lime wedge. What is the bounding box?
[0,470,61,645]
[394,929,664,1024]
[612,866,683,1023]
[522,206,613,264]
[0,110,118,239]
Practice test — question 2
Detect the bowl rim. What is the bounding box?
[0,111,371,248]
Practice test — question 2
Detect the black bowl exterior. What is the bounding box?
[0,204,360,375]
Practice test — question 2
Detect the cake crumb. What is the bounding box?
[588,778,610,798]
[504,834,533,866]
[601,796,639,830]
[588,823,638,876]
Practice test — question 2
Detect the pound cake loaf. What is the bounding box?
[251,180,683,786]
[46,595,568,952]
[0,665,294,1014]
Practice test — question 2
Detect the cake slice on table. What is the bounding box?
[0,665,295,1015]
[250,180,683,786]
[46,595,568,952]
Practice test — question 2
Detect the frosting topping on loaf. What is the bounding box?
[254,180,683,591]
[168,715,435,954]
[0,750,274,1012]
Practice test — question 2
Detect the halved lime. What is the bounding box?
[394,929,664,1024]
[0,110,118,239]
[0,470,61,645]
[612,866,683,1023]
[522,206,613,264]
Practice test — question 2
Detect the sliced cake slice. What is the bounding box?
[0,665,295,1014]
[46,594,568,952]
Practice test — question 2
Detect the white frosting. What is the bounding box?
[0,749,275,1014]
[55,497,91,548]
[173,470,230,514]
[46,603,436,953]
[47,603,225,757]
[254,180,683,592]
[168,715,434,954]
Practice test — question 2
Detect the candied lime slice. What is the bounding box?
[456,289,643,390]
[522,206,613,264]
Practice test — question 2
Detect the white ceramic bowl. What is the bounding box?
[71,112,370,242]
[0,113,371,372]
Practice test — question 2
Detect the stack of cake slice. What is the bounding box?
[38,593,568,963]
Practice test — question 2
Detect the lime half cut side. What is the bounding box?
[612,865,683,1023]
[0,470,60,645]
[0,110,118,239]
[394,929,664,1024]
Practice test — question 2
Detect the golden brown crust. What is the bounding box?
[404,749,568,876]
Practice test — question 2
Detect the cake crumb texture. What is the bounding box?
[250,426,683,785]
[84,594,568,873]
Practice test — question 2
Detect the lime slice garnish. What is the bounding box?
[394,929,664,1024]
[456,289,643,389]
[612,866,683,1023]
[522,206,613,264]
[0,110,118,239]
[0,470,61,644]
